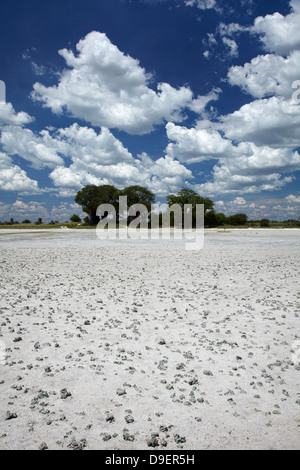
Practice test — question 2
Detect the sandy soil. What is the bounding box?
[0,229,299,450]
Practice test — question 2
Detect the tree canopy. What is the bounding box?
[75,184,155,225]
[75,184,119,225]
[226,213,248,226]
[74,184,252,228]
[166,188,216,227]
[120,185,155,211]
[70,214,81,223]
[166,188,214,214]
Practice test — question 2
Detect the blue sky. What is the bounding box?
[0,0,300,222]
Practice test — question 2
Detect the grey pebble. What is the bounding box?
[5,411,17,421]
[39,442,48,450]
[147,433,160,447]
[60,388,72,399]
[67,438,87,450]
[157,338,166,345]
[174,434,186,444]
[125,414,134,424]
[13,337,22,343]
[188,377,199,385]
[123,429,135,441]
[106,413,115,423]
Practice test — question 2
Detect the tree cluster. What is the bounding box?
[74,185,250,228]
[75,184,155,226]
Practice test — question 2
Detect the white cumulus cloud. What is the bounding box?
[31,31,193,135]
[218,96,300,148]
[0,102,33,127]
[165,122,252,163]
[1,126,65,170]
[285,194,300,204]
[222,37,239,57]
[227,50,300,99]
[196,165,293,196]
[252,0,300,55]
[0,152,39,192]
[184,0,219,11]
[49,149,193,197]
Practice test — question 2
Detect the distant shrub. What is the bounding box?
[260,218,270,227]
[70,214,81,223]
[227,213,248,226]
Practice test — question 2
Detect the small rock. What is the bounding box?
[105,413,115,423]
[60,388,72,399]
[39,442,48,450]
[159,425,169,432]
[123,429,135,441]
[125,415,134,424]
[174,434,186,444]
[147,433,160,447]
[157,338,166,345]
[67,438,87,450]
[188,377,199,385]
[160,438,168,447]
[13,337,22,343]
[5,411,17,420]
[158,360,168,371]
